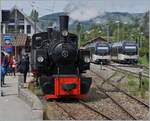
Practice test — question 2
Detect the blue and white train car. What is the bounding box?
[86,42,111,64]
[111,40,139,64]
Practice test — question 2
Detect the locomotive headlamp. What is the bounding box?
[37,56,44,63]
[62,30,68,36]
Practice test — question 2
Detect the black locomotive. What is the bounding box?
[31,15,92,99]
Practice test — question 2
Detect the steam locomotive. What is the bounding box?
[31,15,92,100]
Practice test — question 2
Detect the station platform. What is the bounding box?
[0,74,32,120]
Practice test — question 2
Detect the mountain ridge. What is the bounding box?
[38,12,145,32]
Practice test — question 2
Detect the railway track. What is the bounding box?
[106,64,149,78]
[96,87,137,120]
[54,101,77,120]
[110,62,149,69]
[78,100,113,120]
[90,69,149,108]
[49,100,112,120]
[89,73,137,119]
[89,68,149,120]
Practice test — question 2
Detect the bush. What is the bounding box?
[142,78,149,91]
[139,47,148,57]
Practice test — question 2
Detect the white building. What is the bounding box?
[1,6,43,38]
[1,6,43,63]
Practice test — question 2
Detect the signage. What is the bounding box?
[3,43,13,54]
[3,35,13,42]
[3,35,14,53]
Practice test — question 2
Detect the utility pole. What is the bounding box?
[115,21,120,41]
[77,22,82,47]
[140,32,144,48]
[117,22,120,41]
[15,6,18,60]
[106,24,109,42]
[123,22,127,39]
[78,31,81,47]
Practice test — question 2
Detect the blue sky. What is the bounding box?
[1,0,150,18]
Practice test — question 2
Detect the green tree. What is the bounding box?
[141,11,149,38]
[30,9,39,22]
[48,20,53,27]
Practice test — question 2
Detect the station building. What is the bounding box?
[81,36,109,49]
[1,5,43,61]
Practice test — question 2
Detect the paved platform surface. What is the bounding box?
[0,75,32,120]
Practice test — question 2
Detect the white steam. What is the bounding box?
[64,2,104,21]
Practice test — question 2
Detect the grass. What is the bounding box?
[141,78,149,91]
[118,72,149,99]
[138,55,149,66]
[127,75,139,93]
[126,74,149,99]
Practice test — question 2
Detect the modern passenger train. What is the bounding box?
[86,42,111,64]
[111,40,138,64]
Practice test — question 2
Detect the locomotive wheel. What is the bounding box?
[42,81,54,94]
[39,76,51,87]
[80,77,92,94]
[39,76,55,94]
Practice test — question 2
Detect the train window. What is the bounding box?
[124,46,137,53]
[97,47,108,50]
[125,46,136,49]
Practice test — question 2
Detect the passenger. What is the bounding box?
[12,56,16,76]
[5,55,10,76]
[1,52,7,86]
[8,55,13,76]
[18,55,30,83]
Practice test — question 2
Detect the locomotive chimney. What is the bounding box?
[59,15,69,31]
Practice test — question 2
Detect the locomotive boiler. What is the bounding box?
[31,15,92,100]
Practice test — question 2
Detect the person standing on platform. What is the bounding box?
[12,56,16,76]
[1,52,7,86]
[17,54,30,83]
[8,54,13,76]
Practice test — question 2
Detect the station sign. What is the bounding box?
[3,35,13,43]
[3,44,13,54]
[3,35,14,53]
